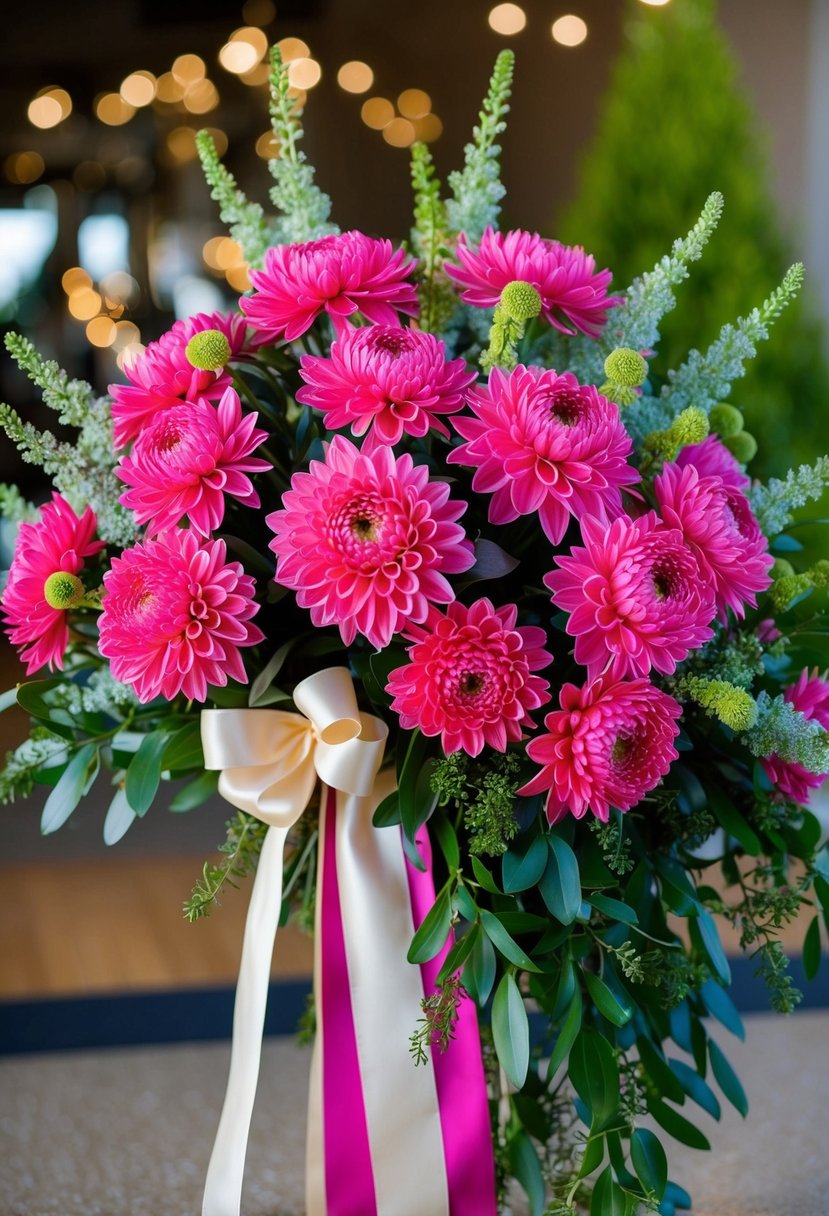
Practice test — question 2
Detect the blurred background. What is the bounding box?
[1,0,827,1041]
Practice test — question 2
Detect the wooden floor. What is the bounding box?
[0,854,815,1001]
[0,857,313,999]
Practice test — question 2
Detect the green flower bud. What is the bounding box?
[770,572,812,613]
[499,280,542,323]
[43,571,85,610]
[670,406,709,448]
[810,559,829,589]
[603,347,647,388]
[771,558,795,580]
[687,676,758,731]
[708,402,744,438]
[185,329,232,372]
[724,430,758,463]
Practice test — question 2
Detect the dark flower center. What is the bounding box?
[352,515,379,541]
[369,330,415,357]
[548,391,584,427]
[459,671,486,696]
[651,564,678,600]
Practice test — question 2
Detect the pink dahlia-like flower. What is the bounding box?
[448,365,638,544]
[520,675,682,824]
[675,434,750,492]
[2,494,104,674]
[268,435,474,649]
[545,512,716,680]
[99,529,263,703]
[116,388,270,536]
[241,232,418,343]
[296,325,476,447]
[762,668,829,804]
[654,462,773,622]
[446,227,620,338]
[385,599,552,756]
[110,311,253,448]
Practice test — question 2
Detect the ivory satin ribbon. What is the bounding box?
[199,667,496,1216]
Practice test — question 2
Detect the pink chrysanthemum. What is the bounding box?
[520,675,682,824]
[241,232,418,343]
[110,311,253,448]
[545,513,716,680]
[116,388,270,536]
[296,325,476,447]
[448,365,638,544]
[762,668,829,804]
[99,529,263,703]
[446,227,620,338]
[675,434,750,492]
[385,599,552,756]
[2,494,104,674]
[268,435,474,649]
[654,462,773,622]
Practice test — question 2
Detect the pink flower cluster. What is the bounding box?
[268,436,474,649]
[110,311,252,448]
[297,325,475,447]
[447,227,619,338]
[762,669,829,804]
[2,494,103,674]
[386,599,552,756]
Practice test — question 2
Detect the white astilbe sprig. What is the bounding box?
[446,49,514,242]
[749,456,829,537]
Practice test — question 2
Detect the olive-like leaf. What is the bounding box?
[492,972,529,1089]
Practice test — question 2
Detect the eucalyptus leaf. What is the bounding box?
[803,914,822,980]
[569,1028,620,1127]
[248,639,296,706]
[668,1058,721,1120]
[169,769,220,812]
[583,970,633,1027]
[507,1129,545,1216]
[540,835,581,924]
[547,989,582,1078]
[503,833,548,893]
[41,743,97,835]
[590,1166,626,1216]
[407,886,452,964]
[492,972,529,1088]
[708,1039,748,1117]
[125,731,170,816]
[480,909,541,971]
[646,1097,710,1150]
[631,1128,668,1201]
[103,785,137,846]
[466,929,496,1005]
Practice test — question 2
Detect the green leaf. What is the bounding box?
[248,639,295,706]
[41,743,97,834]
[507,1129,545,1216]
[503,832,548,893]
[631,1128,668,1201]
[17,677,63,722]
[471,855,502,894]
[125,731,169,816]
[815,875,829,937]
[692,908,731,985]
[569,1028,620,1127]
[547,989,582,1078]
[700,979,745,1040]
[590,1166,626,1216]
[576,1130,605,1179]
[589,893,639,925]
[432,812,460,871]
[458,538,520,587]
[646,1097,710,1150]
[668,1058,721,1120]
[103,785,136,845]
[466,927,496,1005]
[708,1039,748,1117]
[480,910,541,971]
[162,722,204,772]
[636,1038,685,1106]
[656,858,698,916]
[803,914,822,981]
[707,785,761,855]
[584,970,633,1027]
[540,834,581,924]
[372,789,401,828]
[436,923,479,986]
[399,732,438,843]
[407,885,452,964]
[169,769,219,812]
[492,972,529,1088]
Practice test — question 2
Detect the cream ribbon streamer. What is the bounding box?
[199,667,450,1216]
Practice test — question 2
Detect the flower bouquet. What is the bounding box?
[3,47,829,1216]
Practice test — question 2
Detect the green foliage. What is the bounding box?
[409,142,456,334]
[743,691,829,771]
[267,46,337,244]
[749,456,829,537]
[409,973,464,1066]
[0,482,37,524]
[446,49,514,241]
[559,0,829,476]
[183,810,269,921]
[196,130,272,268]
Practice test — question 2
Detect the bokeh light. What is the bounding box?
[337,61,374,94]
[551,14,588,46]
[86,316,118,348]
[61,267,92,295]
[276,38,310,62]
[255,131,281,158]
[414,113,444,143]
[120,71,157,107]
[172,54,206,84]
[288,58,322,90]
[165,127,199,162]
[4,152,45,184]
[96,93,136,126]
[488,4,527,35]
[68,288,103,320]
[28,88,72,129]
[398,89,431,119]
[183,79,220,113]
[383,118,416,148]
[155,72,186,103]
[361,97,395,130]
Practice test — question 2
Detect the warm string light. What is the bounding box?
[61,266,141,355]
[488,4,527,35]
[356,80,442,147]
[4,151,45,184]
[202,236,252,291]
[28,87,72,129]
[551,14,588,46]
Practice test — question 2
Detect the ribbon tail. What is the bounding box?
[202,823,288,1216]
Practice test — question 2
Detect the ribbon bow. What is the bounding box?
[199,667,496,1216]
